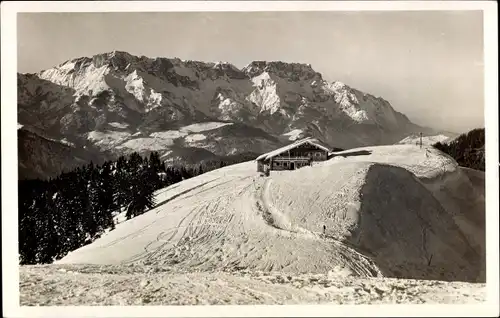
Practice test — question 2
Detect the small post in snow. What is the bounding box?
[323,225,326,235]
[419,132,423,149]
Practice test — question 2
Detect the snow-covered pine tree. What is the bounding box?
[125,166,156,219]
[81,162,99,242]
[113,155,130,211]
[98,161,116,230]
[18,179,41,264]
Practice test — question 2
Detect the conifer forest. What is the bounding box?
[18,151,256,265]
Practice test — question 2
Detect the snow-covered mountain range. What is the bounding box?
[18,51,448,179]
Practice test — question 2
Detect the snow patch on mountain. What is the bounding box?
[43,136,77,148]
[108,122,129,129]
[282,129,304,141]
[147,89,163,112]
[160,150,173,159]
[150,130,188,140]
[185,134,207,143]
[124,70,146,102]
[322,81,368,122]
[116,137,175,152]
[59,138,75,147]
[87,131,131,151]
[248,72,281,114]
[179,122,233,133]
[215,93,243,120]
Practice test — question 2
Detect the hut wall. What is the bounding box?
[257,160,268,173]
[272,160,288,170]
[272,159,311,171]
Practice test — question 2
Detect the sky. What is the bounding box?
[17,11,484,133]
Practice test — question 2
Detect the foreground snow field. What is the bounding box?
[20,265,485,306]
[21,145,485,305]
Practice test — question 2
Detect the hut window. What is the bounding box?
[284,162,288,167]
[276,162,280,166]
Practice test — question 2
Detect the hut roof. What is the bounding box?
[256,137,331,161]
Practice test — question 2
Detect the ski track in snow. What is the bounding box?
[258,178,381,277]
[56,165,384,276]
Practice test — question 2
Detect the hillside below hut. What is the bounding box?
[256,137,332,173]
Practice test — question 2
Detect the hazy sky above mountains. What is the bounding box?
[17,11,484,133]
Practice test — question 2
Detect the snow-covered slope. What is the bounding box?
[17,51,444,179]
[20,264,485,305]
[56,145,484,283]
[397,134,452,146]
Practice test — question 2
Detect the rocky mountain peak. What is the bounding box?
[243,61,323,82]
[91,51,135,68]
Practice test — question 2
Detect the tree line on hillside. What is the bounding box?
[18,151,255,265]
[433,128,485,171]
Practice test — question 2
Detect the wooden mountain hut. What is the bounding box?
[256,137,331,173]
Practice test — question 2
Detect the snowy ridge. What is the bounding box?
[242,61,321,82]
[38,62,111,96]
[397,134,451,146]
[56,145,484,284]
